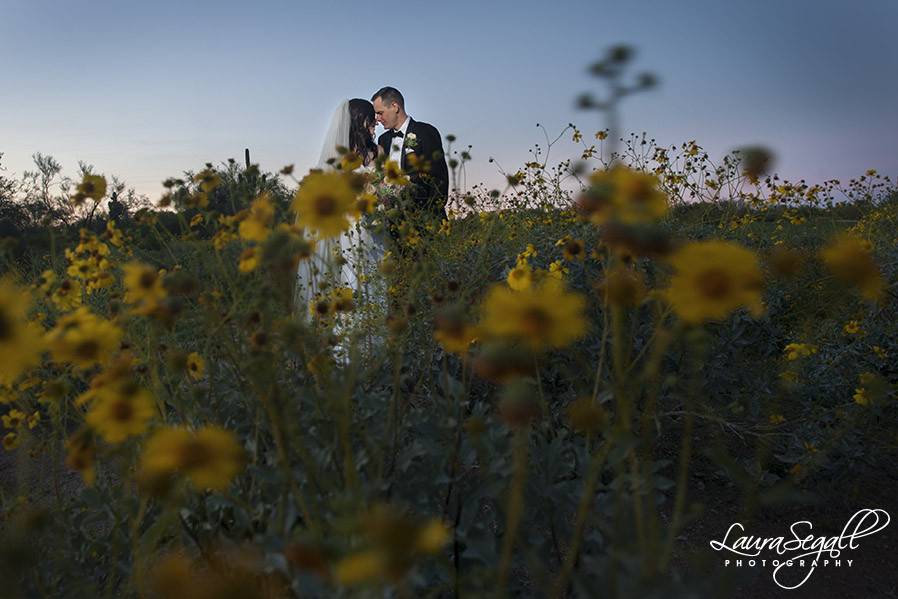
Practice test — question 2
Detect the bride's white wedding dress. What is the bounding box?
[294,100,388,359]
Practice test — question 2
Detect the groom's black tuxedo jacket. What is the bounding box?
[377,118,449,218]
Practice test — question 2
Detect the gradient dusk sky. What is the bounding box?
[2,0,896,201]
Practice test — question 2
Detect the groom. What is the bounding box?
[371,86,449,220]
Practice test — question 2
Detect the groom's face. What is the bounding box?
[373,97,400,130]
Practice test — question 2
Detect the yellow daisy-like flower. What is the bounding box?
[238,192,275,242]
[2,409,26,430]
[139,426,245,491]
[843,320,862,335]
[664,240,764,325]
[334,551,385,586]
[433,307,478,355]
[480,278,588,351]
[85,381,156,444]
[355,193,378,215]
[3,432,19,451]
[291,171,358,238]
[186,352,205,380]
[562,238,586,262]
[238,247,260,273]
[578,165,669,225]
[383,160,409,186]
[415,519,450,554]
[105,220,125,247]
[853,387,870,406]
[73,174,107,203]
[547,260,568,279]
[517,243,538,261]
[783,343,818,361]
[0,279,45,386]
[507,260,533,291]
[340,152,363,172]
[122,262,167,312]
[193,168,221,193]
[51,278,82,311]
[65,430,96,485]
[46,307,122,370]
[820,233,885,301]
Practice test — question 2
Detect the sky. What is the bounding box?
[2,0,897,201]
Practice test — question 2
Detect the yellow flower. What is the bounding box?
[480,278,588,351]
[383,160,409,186]
[193,168,221,193]
[548,260,568,279]
[577,166,668,225]
[783,343,818,361]
[46,307,122,370]
[123,262,167,313]
[105,220,125,247]
[65,430,96,485]
[820,233,885,301]
[872,345,888,359]
[517,243,538,261]
[291,171,358,238]
[562,238,586,261]
[340,152,363,172]
[212,229,237,250]
[238,247,260,272]
[238,192,275,242]
[3,432,19,451]
[769,413,785,425]
[843,320,862,335]
[355,193,378,215]
[507,260,533,291]
[415,519,450,554]
[434,307,478,355]
[595,130,608,140]
[0,279,45,386]
[664,240,764,324]
[2,409,26,429]
[36,269,57,295]
[73,174,107,204]
[334,551,385,586]
[27,411,40,429]
[186,352,205,380]
[140,426,245,491]
[85,381,156,444]
[51,278,82,311]
[853,387,870,406]
[331,287,354,312]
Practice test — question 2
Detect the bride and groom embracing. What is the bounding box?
[293,87,449,339]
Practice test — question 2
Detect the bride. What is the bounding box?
[294,99,388,346]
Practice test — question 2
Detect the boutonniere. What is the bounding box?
[404,132,418,148]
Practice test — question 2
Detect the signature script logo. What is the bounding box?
[709,508,890,589]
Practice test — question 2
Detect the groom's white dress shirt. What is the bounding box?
[388,116,411,165]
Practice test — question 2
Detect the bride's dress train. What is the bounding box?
[293,165,388,364]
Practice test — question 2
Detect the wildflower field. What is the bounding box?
[2,56,897,598]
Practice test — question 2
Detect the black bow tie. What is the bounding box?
[392,130,404,138]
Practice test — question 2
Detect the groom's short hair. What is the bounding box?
[371,86,404,110]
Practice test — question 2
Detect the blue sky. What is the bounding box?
[2,0,896,200]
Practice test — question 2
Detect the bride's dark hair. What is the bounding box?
[348,98,377,164]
